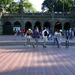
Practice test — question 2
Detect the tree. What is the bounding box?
[42,0,74,12]
[0,0,37,13]
[23,1,37,12]
[0,0,14,10]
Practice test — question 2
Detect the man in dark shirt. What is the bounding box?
[33,27,39,48]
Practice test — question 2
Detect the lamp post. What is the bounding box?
[11,0,12,14]
[63,0,64,13]
[52,4,54,21]
[51,3,55,34]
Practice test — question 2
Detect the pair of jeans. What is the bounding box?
[53,38,58,46]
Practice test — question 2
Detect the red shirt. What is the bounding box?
[21,29,25,33]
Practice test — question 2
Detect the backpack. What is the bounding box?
[44,30,47,36]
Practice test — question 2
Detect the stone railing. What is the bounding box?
[2,12,72,17]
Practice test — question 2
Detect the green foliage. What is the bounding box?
[0,0,37,13]
[42,0,74,12]
[23,1,37,12]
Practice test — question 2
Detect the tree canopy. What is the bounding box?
[42,0,74,12]
[0,0,37,13]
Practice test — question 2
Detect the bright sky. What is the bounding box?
[15,0,44,11]
[29,0,44,11]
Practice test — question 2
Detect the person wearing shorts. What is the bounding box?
[24,28,33,47]
[33,27,39,48]
[42,27,49,48]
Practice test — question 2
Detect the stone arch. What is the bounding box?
[55,22,62,31]
[3,21,13,35]
[13,21,22,31]
[43,22,50,29]
[34,21,41,31]
[64,22,71,30]
[25,21,32,32]
[14,21,21,27]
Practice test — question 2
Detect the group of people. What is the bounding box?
[13,26,70,48]
[13,27,25,40]
[64,28,75,39]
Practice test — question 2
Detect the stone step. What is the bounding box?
[0,41,75,46]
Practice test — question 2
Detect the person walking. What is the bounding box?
[53,29,59,47]
[24,28,33,47]
[13,28,17,40]
[42,27,49,48]
[33,27,39,48]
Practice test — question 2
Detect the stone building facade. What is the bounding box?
[1,13,74,35]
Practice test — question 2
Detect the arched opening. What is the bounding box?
[44,22,50,29]
[34,21,41,31]
[3,21,13,35]
[64,22,71,30]
[55,22,62,31]
[14,21,21,32]
[14,21,21,27]
[25,22,32,32]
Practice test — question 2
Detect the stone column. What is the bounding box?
[62,22,64,32]
[51,21,55,34]
[32,22,35,30]
[21,16,24,27]
[41,22,43,31]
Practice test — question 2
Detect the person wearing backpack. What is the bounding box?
[42,27,49,48]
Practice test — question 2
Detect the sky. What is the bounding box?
[29,0,44,11]
[15,0,44,11]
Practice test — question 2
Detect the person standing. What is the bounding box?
[42,27,49,48]
[20,27,25,40]
[24,28,33,47]
[58,29,62,47]
[33,27,39,48]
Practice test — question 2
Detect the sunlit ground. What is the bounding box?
[0,46,75,75]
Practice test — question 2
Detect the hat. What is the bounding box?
[60,29,62,32]
[28,28,31,31]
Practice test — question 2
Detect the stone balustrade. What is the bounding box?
[3,12,72,17]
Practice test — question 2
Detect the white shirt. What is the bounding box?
[42,30,49,37]
[54,32,58,38]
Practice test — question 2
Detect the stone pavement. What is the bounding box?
[0,45,75,75]
[0,35,75,46]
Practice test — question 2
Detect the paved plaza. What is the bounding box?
[0,35,75,75]
[0,45,75,75]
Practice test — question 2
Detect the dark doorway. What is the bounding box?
[14,21,21,27]
[55,22,62,30]
[25,22,32,32]
[64,22,71,30]
[44,22,50,29]
[3,22,13,35]
[34,21,41,31]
